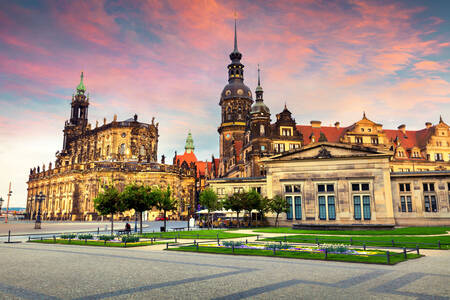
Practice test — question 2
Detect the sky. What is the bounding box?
[0,0,449,207]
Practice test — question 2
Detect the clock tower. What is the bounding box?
[218,19,253,175]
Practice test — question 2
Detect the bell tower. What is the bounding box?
[218,18,253,175]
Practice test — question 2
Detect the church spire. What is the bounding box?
[229,15,242,63]
[76,72,86,95]
[234,16,238,53]
[185,131,195,154]
[255,64,263,99]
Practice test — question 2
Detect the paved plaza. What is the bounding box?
[0,237,449,299]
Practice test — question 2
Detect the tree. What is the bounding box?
[154,186,178,230]
[223,193,244,228]
[121,184,154,234]
[199,188,221,229]
[241,190,261,227]
[268,195,288,227]
[94,186,125,235]
[256,196,270,226]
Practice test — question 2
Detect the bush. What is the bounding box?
[98,235,115,241]
[265,243,291,250]
[122,235,140,243]
[222,241,244,247]
[78,234,93,240]
[60,234,76,239]
[319,244,349,253]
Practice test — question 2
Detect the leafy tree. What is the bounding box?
[94,186,125,235]
[241,190,261,227]
[121,184,154,234]
[256,196,270,226]
[223,193,244,228]
[268,195,288,227]
[199,188,221,229]
[154,186,178,230]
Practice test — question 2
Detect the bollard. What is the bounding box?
[232,244,235,254]
[53,235,56,243]
[363,243,366,251]
[392,239,395,246]
[416,245,420,255]
[245,239,248,244]
[386,251,390,264]
[28,236,31,242]
[196,243,199,251]
[273,247,276,255]
[175,237,177,243]
[85,239,87,245]
[284,236,287,242]
[8,230,11,243]
[124,241,127,248]
[217,237,220,246]
[97,227,99,235]
[438,241,441,249]
[325,248,328,260]
[104,240,107,245]
[194,240,196,245]
[403,247,407,259]
[350,237,352,245]
[166,242,169,249]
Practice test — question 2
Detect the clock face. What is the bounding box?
[237,89,244,95]
[225,90,231,96]
[121,133,126,138]
[225,133,231,140]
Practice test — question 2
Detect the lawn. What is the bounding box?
[29,239,169,247]
[253,226,450,236]
[262,235,450,249]
[139,230,255,240]
[168,245,421,265]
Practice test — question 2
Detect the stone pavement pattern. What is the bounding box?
[0,241,449,299]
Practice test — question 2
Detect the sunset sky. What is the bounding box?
[0,0,449,207]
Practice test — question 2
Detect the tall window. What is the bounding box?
[285,184,301,220]
[355,137,363,144]
[371,137,379,144]
[399,183,412,212]
[260,124,265,136]
[352,183,371,220]
[317,184,335,220]
[423,183,437,212]
[434,153,443,161]
[281,128,292,136]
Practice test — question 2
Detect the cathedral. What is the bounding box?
[26,73,197,221]
[208,20,450,227]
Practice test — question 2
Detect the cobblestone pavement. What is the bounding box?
[0,240,449,299]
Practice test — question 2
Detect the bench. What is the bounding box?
[172,227,186,231]
[117,229,132,235]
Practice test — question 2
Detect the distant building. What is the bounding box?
[26,73,196,221]
[209,21,450,227]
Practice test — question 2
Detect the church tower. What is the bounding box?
[218,19,253,175]
[62,72,90,151]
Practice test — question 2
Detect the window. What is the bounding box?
[216,188,225,196]
[260,125,265,136]
[412,151,420,158]
[119,143,126,155]
[285,184,302,220]
[399,183,411,192]
[261,145,266,151]
[435,153,443,161]
[400,196,412,212]
[352,183,371,220]
[281,128,292,136]
[355,137,363,144]
[361,128,365,132]
[423,183,437,212]
[397,151,405,157]
[317,184,335,220]
[233,187,244,194]
[371,137,379,144]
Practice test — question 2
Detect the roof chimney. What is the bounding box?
[398,124,406,134]
[334,122,340,129]
[425,122,432,128]
[310,120,321,128]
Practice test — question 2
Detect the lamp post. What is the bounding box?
[0,197,4,218]
[34,192,45,229]
[187,205,191,230]
[5,182,12,223]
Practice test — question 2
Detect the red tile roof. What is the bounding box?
[296,125,347,145]
[175,151,198,165]
[384,127,433,150]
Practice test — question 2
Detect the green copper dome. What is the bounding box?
[76,72,86,94]
[185,131,195,153]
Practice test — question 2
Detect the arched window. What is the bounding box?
[139,145,146,156]
[119,144,126,155]
[260,124,265,136]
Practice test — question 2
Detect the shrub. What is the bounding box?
[60,234,76,239]
[98,235,115,241]
[318,244,349,253]
[122,235,140,243]
[78,234,93,240]
[265,243,291,250]
[222,241,244,247]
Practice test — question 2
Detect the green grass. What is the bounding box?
[29,239,169,247]
[253,226,450,236]
[139,230,255,240]
[262,235,450,249]
[168,245,421,265]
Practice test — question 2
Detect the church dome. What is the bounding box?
[251,100,270,115]
[221,81,252,101]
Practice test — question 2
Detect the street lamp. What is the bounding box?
[5,182,12,223]
[34,192,45,229]
[187,205,191,230]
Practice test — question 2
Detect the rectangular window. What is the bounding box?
[400,196,406,212]
[355,137,363,144]
[318,184,325,192]
[318,196,326,220]
[435,153,443,161]
[286,196,292,220]
[354,196,361,220]
[294,196,302,220]
[424,195,431,212]
[327,196,336,220]
[431,195,437,212]
[285,185,292,193]
[363,196,371,220]
[407,196,412,212]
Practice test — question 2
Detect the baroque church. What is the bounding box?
[27,73,197,221]
[207,20,450,227]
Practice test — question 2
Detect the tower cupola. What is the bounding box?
[185,131,195,154]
